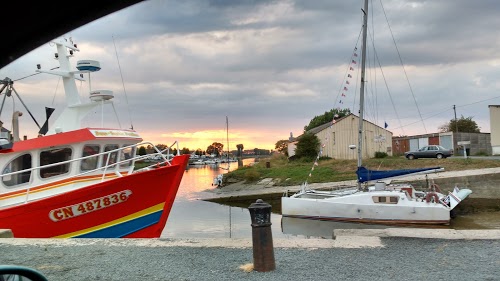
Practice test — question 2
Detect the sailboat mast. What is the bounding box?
[226,116,229,164]
[357,0,369,188]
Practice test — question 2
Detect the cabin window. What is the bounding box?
[120,145,135,168]
[2,154,32,187]
[40,147,72,178]
[80,145,100,171]
[102,144,119,169]
[372,196,399,204]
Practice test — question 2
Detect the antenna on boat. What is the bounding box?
[112,35,134,130]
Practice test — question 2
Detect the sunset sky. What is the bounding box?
[1,0,499,152]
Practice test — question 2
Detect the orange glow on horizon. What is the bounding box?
[139,129,279,151]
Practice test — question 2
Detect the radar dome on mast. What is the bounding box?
[76,60,101,72]
[90,90,114,102]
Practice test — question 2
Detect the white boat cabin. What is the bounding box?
[0,128,144,207]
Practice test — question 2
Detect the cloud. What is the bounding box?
[1,0,499,150]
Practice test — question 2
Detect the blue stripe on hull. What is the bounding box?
[75,211,162,238]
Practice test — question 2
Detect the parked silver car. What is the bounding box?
[404,145,453,160]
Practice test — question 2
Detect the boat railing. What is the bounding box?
[0,141,181,204]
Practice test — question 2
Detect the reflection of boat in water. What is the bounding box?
[0,38,189,238]
[281,217,389,239]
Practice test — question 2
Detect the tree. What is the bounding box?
[138,146,147,155]
[275,139,289,155]
[156,144,167,151]
[206,142,224,156]
[195,149,203,156]
[295,133,320,159]
[236,144,244,157]
[304,108,351,131]
[438,115,480,133]
[180,147,190,154]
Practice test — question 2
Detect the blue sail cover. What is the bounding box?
[356,166,442,183]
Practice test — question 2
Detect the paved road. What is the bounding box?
[1,229,499,281]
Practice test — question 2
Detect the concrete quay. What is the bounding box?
[1,228,500,281]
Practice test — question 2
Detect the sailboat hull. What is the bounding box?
[282,190,451,225]
[0,155,189,238]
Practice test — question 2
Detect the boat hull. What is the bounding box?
[0,155,189,238]
[281,194,451,225]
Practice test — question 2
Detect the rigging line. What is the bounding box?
[456,96,500,108]
[392,95,500,128]
[393,108,453,132]
[378,0,426,133]
[369,0,379,129]
[112,36,134,130]
[51,77,61,106]
[367,28,406,136]
[13,67,60,82]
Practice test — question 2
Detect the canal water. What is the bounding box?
[161,159,500,239]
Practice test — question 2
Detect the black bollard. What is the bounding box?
[248,199,275,272]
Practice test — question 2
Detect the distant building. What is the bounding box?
[490,105,500,155]
[392,132,491,156]
[294,113,393,160]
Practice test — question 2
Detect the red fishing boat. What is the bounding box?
[0,38,189,238]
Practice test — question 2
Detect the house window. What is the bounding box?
[40,147,72,178]
[2,154,32,187]
[80,145,100,171]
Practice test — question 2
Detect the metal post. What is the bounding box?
[248,199,275,272]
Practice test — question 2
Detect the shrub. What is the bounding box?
[475,151,489,156]
[374,151,388,158]
[244,169,261,182]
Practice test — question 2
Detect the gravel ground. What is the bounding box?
[0,237,498,281]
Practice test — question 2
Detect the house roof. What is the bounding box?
[304,113,392,136]
[306,114,353,135]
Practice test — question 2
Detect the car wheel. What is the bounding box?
[407,154,415,160]
[436,154,443,159]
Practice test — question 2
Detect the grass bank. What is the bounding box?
[224,154,500,186]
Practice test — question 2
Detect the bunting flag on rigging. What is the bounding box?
[350,67,354,71]
[344,87,348,91]
[348,74,352,78]
[354,53,358,57]
[346,81,350,84]
[352,60,357,64]
[384,122,388,129]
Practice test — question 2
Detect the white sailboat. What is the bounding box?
[281,0,472,225]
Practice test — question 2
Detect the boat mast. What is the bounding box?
[226,116,229,165]
[357,0,369,189]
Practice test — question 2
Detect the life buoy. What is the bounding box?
[425,192,439,203]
